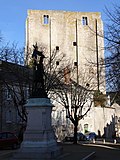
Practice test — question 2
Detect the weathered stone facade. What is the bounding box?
[25,10,106,92]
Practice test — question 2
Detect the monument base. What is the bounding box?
[11,98,62,160]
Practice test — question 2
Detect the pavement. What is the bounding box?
[57,143,96,160]
[0,149,14,160]
[0,139,120,160]
[57,139,120,160]
[0,144,96,160]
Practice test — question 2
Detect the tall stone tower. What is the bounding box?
[25,10,106,92]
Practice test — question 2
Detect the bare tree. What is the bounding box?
[27,44,94,144]
[0,42,74,142]
[28,44,100,144]
[104,4,120,104]
[27,44,74,96]
[50,67,96,144]
[0,41,99,143]
[0,43,30,118]
[0,42,24,64]
[0,41,32,142]
[0,61,31,137]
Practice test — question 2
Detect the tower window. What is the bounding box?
[56,46,59,51]
[73,42,77,46]
[56,61,59,65]
[43,15,49,24]
[74,62,78,66]
[82,17,88,25]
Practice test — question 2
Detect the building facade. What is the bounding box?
[25,10,106,92]
[0,61,30,135]
[24,10,119,139]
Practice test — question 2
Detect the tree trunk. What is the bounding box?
[73,122,78,144]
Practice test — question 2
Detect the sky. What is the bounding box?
[0,0,119,48]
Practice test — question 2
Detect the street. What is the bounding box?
[83,143,120,160]
[0,141,120,160]
[57,141,120,160]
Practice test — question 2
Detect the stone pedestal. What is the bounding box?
[12,98,62,160]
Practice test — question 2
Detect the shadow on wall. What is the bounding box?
[97,115,116,139]
[103,115,116,138]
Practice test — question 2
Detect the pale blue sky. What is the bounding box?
[0,0,119,48]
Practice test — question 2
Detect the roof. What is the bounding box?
[0,60,32,85]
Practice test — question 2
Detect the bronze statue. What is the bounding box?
[31,44,47,98]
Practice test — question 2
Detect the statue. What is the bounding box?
[31,44,47,98]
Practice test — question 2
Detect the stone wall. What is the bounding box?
[79,105,115,138]
[26,10,106,92]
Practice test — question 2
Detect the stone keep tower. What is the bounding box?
[25,10,106,92]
